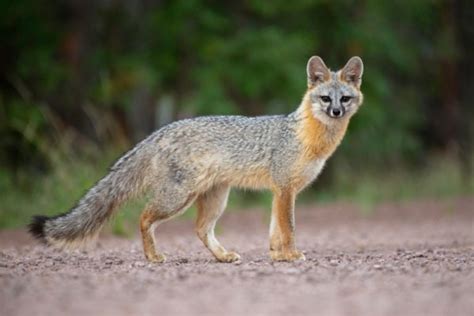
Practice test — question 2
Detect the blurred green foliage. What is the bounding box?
[0,1,473,229]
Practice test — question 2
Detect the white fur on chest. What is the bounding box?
[302,158,326,185]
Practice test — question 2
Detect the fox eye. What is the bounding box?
[320,96,331,103]
[340,96,352,103]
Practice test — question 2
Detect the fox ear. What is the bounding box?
[340,56,363,88]
[307,56,330,87]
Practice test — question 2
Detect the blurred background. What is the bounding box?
[0,0,473,232]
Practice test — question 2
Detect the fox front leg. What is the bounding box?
[269,190,305,261]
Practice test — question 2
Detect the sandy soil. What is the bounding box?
[1,197,473,316]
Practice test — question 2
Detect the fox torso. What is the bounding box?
[148,114,293,193]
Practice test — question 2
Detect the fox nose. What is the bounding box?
[329,108,344,118]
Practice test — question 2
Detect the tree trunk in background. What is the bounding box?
[454,0,474,184]
[128,86,156,142]
[53,1,99,142]
[438,0,459,152]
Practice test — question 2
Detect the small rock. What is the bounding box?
[175,258,188,264]
[133,261,145,268]
[285,268,300,275]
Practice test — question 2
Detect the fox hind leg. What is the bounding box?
[140,194,196,263]
[196,185,240,263]
[140,206,167,263]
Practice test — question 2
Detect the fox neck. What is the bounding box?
[295,93,350,160]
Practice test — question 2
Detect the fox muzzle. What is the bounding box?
[327,106,345,118]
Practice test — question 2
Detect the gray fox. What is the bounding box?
[29,56,364,263]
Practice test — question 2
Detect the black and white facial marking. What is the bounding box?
[310,74,359,119]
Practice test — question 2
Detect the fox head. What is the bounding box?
[305,56,364,123]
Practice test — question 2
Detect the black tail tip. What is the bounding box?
[28,215,49,243]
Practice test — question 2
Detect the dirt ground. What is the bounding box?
[0,197,473,316]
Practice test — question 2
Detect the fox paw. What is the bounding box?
[145,253,166,263]
[270,250,306,262]
[216,251,241,263]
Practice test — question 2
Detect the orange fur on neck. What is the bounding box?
[296,94,349,160]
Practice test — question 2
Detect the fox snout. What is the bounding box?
[327,106,345,118]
